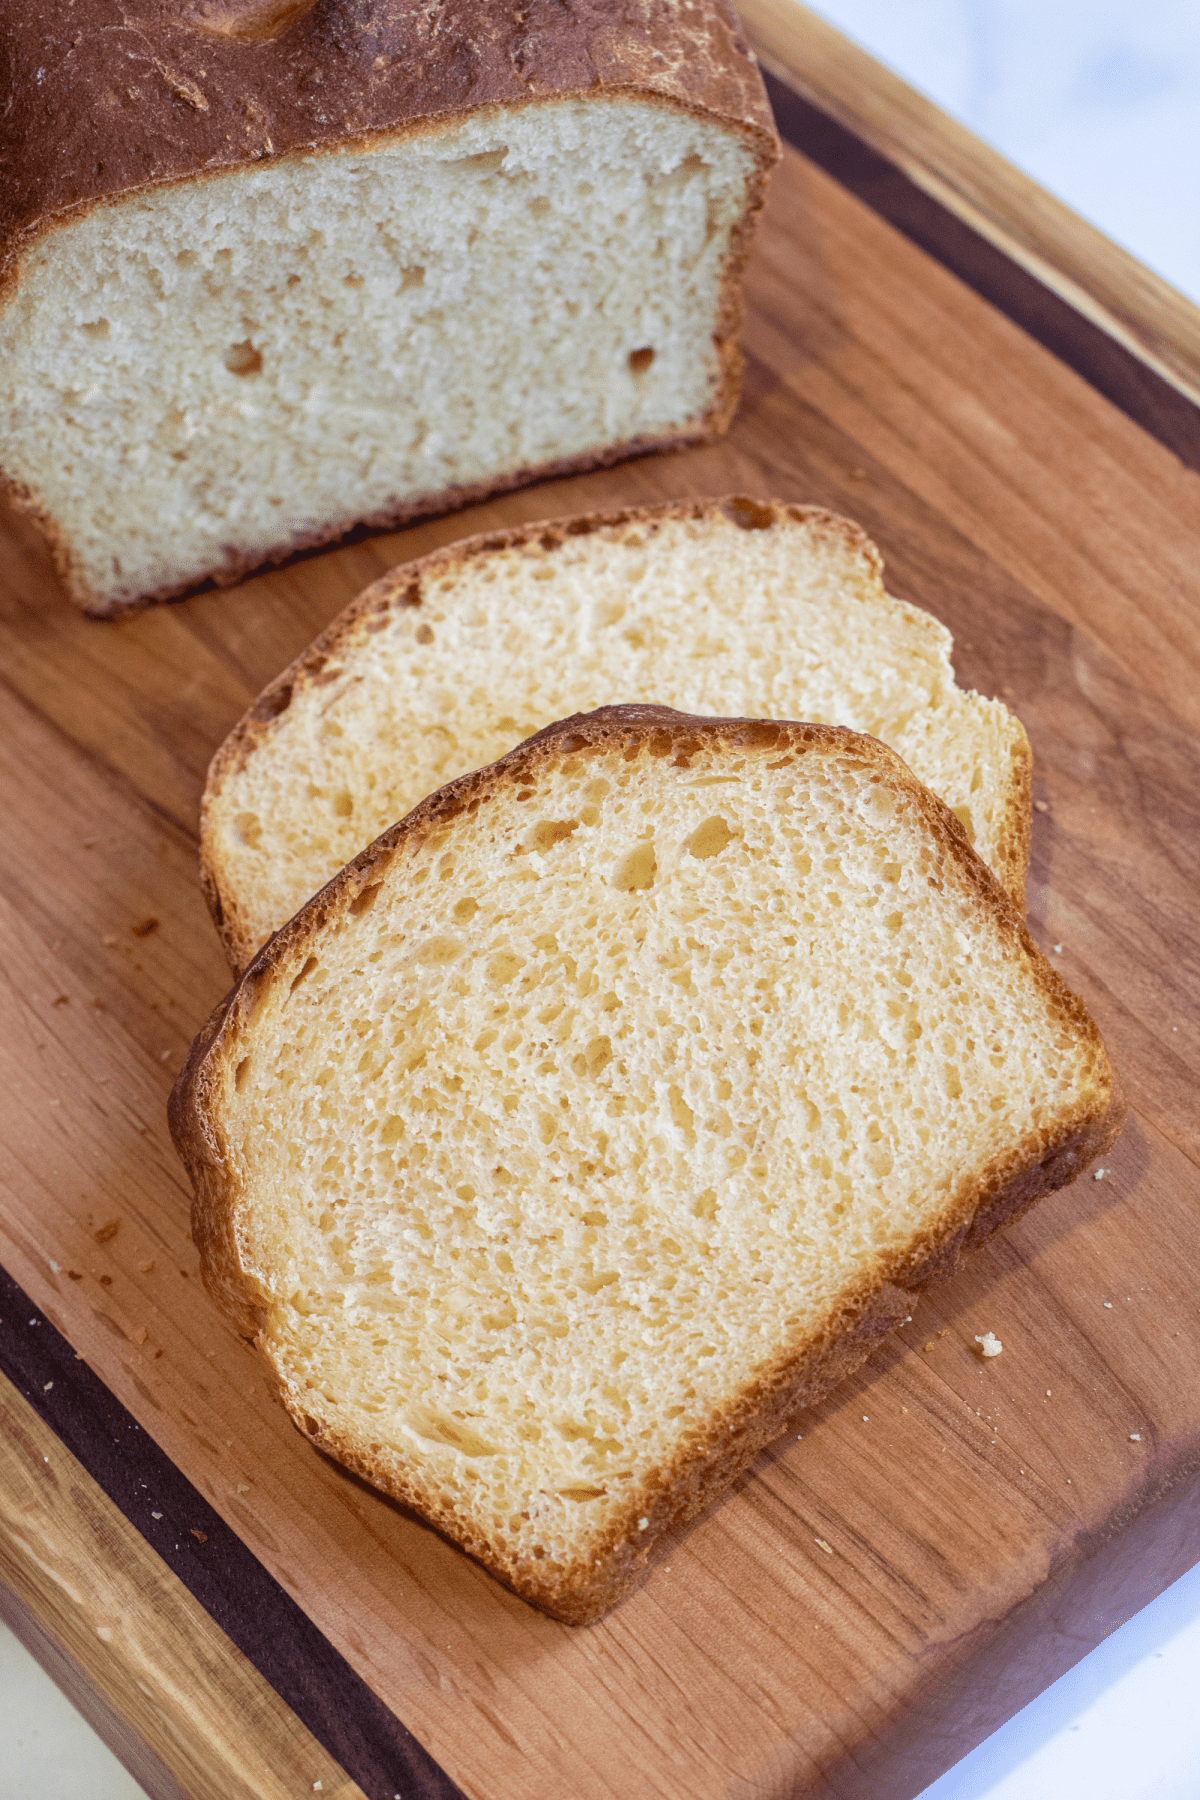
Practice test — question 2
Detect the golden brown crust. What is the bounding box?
[0,1,776,284]
[173,702,1123,1623]
[993,717,1033,901]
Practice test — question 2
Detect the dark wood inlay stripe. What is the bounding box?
[0,1262,467,1800]
[762,70,1200,474]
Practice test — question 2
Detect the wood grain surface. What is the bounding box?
[0,1258,467,1800]
[739,0,1200,411]
[0,1370,366,1800]
[1,109,1199,1800]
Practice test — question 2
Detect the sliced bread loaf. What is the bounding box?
[0,3,775,615]
[202,498,1031,970]
[171,705,1121,1624]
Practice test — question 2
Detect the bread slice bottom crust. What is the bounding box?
[172,707,1121,1623]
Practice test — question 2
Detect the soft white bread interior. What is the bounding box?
[203,498,1031,971]
[171,706,1121,1624]
[0,99,761,614]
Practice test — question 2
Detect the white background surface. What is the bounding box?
[812,0,1200,302]
[2,3,1198,1796]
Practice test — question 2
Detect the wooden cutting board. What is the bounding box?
[2,12,1199,1798]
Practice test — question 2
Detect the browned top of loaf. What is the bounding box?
[0,0,777,281]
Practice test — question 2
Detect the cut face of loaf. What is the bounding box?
[0,99,765,614]
[171,706,1121,1625]
[203,499,1031,970]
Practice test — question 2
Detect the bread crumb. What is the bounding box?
[131,917,160,938]
[151,1511,162,1520]
[96,1626,113,1643]
[93,1218,121,1245]
[1104,1302,1113,1308]
[975,1332,1002,1358]
[1094,1168,1108,1180]
[923,1341,935,1352]
[129,1326,148,1346]
[901,1406,908,1414]
[101,934,117,947]
[1034,800,1049,813]
[1046,1389,1052,1397]
[137,1259,154,1274]
[237,1483,251,1493]
[1053,943,1063,953]
[190,1528,207,1544]
[637,1517,649,1531]
[814,1538,834,1555]
[1129,1433,1141,1442]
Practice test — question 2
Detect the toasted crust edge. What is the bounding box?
[173,704,1122,1623]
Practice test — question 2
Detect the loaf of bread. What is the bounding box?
[202,497,1031,971]
[171,704,1122,1624]
[0,1,776,615]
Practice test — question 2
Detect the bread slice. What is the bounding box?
[0,3,775,615]
[202,498,1032,971]
[171,704,1122,1625]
